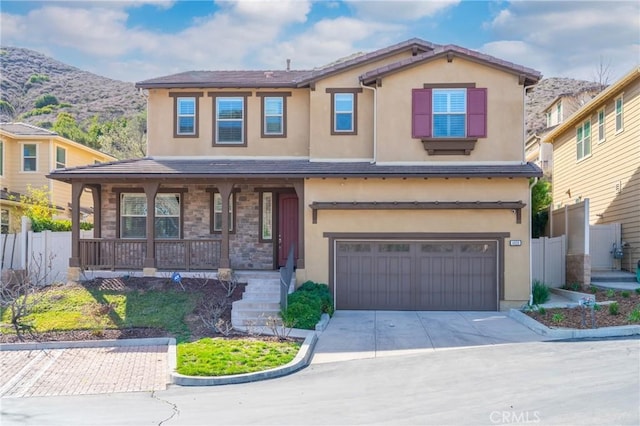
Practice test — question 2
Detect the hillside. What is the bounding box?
[0,46,145,126]
[0,46,602,138]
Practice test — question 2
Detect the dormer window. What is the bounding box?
[556,101,562,124]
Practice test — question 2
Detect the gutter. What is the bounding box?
[360,82,377,164]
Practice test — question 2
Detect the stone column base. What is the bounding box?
[143,267,157,277]
[67,267,82,283]
[566,253,591,287]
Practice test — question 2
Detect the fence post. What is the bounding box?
[20,216,29,269]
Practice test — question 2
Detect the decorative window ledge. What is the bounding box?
[310,200,525,224]
[421,138,477,155]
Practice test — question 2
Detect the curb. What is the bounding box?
[0,337,174,351]
[509,309,640,339]
[171,332,318,386]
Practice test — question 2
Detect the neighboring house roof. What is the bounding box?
[136,70,311,89]
[360,44,542,86]
[0,122,58,136]
[0,188,22,201]
[48,158,542,181]
[544,67,640,143]
[543,87,602,113]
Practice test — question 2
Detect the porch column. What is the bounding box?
[87,184,102,238]
[68,182,84,282]
[217,182,234,277]
[143,182,159,275]
[293,181,305,269]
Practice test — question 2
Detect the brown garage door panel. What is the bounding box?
[335,241,498,311]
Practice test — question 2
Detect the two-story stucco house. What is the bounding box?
[0,122,116,233]
[49,39,542,311]
[543,67,639,273]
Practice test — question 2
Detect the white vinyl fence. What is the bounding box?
[590,223,621,271]
[531,235,567,288]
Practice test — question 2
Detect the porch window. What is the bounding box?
[212,192,235,233]
[120,193,181,239]
[56,146,66,169]
[260,192,273,241]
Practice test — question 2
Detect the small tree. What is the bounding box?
[531,178,552,238]
[17,185,56,226]
[34,94,59,109]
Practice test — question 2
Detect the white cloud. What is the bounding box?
[485,1,640,80]
[349,0,460,21]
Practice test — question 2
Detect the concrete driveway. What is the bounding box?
[312,310,547,364]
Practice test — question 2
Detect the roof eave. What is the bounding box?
[136,82,299,90]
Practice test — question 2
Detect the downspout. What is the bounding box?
[529,176,538,306]
[360,82,377,164]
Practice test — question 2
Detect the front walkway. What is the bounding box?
[0,342,169,398]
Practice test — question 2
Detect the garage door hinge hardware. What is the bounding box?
[309,201,525,224]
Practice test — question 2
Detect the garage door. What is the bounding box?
[335,241,498,311]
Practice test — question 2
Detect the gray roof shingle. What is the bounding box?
[136,70,311,89]
[0,122,58,136]
[48,158,542,182]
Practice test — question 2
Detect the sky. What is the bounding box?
[1,0,639,84]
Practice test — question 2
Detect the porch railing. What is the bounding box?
[279,244,295,311]
[79,239,221,271]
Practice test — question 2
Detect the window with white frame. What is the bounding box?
[212,192,234,232]
[120,193,181,239]
[556,101,562,123]
[22,143,37,171]
[597,108,606,142]
[433,89,466,138]
[177,97,196,135]
[333,93,355,133]
[260,192,273,241]
[263,97,284,136]
[576,120,591,161]
[545,112,551,128]
[615,95,623,132]
[56,146,66,169]
[216,97,244,144]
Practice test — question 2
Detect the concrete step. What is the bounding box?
[232,300,280,311]
[591,271,637,283]
[241,292,281,301]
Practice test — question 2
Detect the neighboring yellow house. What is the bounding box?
[50,39,542,311]
[0,122,116,233]
[543,67,640,273]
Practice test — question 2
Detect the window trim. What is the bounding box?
[55,146,66,169]
[21,142,38,172]
[208,189,239,234]
[432,88,467,138]
[258,190,274,242]
[169,92,203,138]
[576,119,592,162]
[114,188,186,239]
[208,92,251,147]
[257,92,291,138]
[597,107,606,143]
[615,94,624,134]
[326,88,362,136]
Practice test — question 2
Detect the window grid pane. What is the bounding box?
[334,93,354,132]
[121,194,146,238]
[264,97,283,135]
[598,110,605,141]
[56,147,66,169]
[217,98,244,143]
[177,98,196,135]
[23,144,37,171]
[615,98,623,131]
[213,193,234,232]
[432,89,466,137]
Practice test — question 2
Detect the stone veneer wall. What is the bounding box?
[566,253,591,286]
[100,183,274,270]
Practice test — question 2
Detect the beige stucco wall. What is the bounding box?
[298,177,533,307]
[146,88,310,158]
[551,76,640,271]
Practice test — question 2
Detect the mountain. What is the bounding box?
[0,46,145,126]
[1,46,603,139]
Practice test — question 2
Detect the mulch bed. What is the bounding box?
[525,287,640,329]
[0,276,260,344]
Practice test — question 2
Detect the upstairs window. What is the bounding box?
[326,88,361,135]
[264,97,284,136]
[177,97,196,135]
[56,146,66,169]
[412,86,487,139]
[597,108,605,143]
[545,112,551,128]
[615,95,623,133]
[433,89,466,137]
[216,97,245,144]
[170,92,202,138]
[556,101,562,124]
[22,143,37,172]
[576,120,591,161]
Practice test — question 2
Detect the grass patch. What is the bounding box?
[177,337,300,376]
[0,284,198,342]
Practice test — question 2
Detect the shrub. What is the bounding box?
[28,74,50,84]
[551,313,565,323]
[532,280,550,305]
[0,99,15,116]
[621,291,630,298]
[30,218,92,232]
[606,289,616,298]
[608,302,619,316]
[627,309,640,323]
[537,306,546,315]
[636,288,640,295]
[297,281,334,315]
[34,94,59,109]
[281,294,322,330]
[589,286,599,294]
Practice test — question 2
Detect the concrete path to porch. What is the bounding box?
[311,311,549,364]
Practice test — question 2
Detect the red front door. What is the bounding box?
[278,193,298,267]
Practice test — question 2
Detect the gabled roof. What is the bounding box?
[0,122,58,136]
[136,70,311,89]
[293,38,438,87]
[48,157,542,182]
[360,44,542,86]
[544,67,640,143]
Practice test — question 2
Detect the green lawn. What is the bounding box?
[177,337,300,376]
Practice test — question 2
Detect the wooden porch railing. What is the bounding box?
[79,239,221,271]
